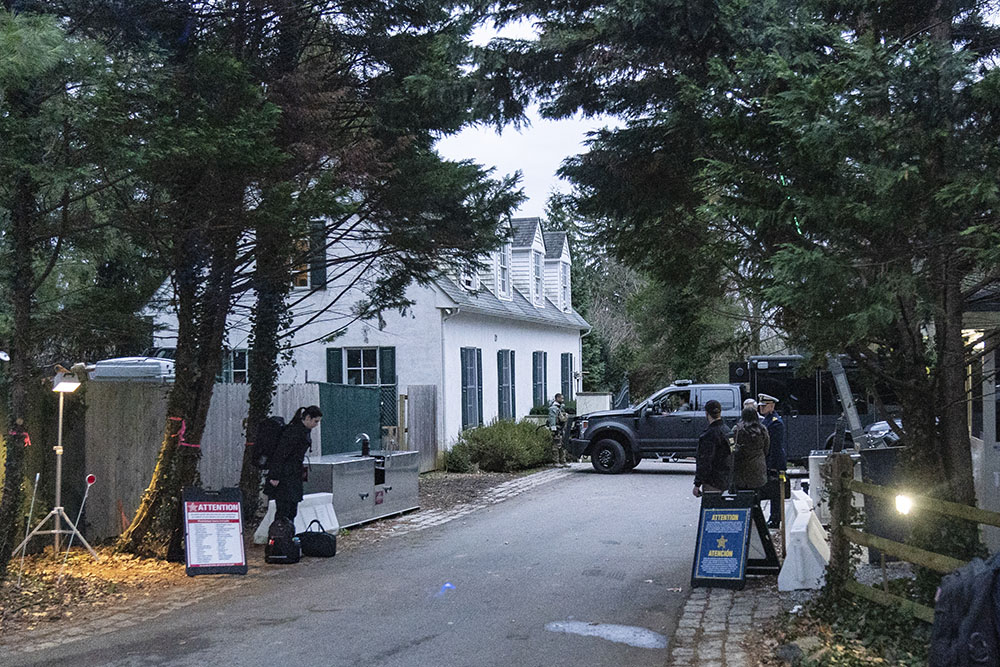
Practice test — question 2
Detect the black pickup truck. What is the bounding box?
[565,382,745,473]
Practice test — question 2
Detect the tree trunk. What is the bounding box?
[936,255,975,506]
[0,173,38,579]
[240,206,291,521]
[239,5,311,521]
[117,189,242,558]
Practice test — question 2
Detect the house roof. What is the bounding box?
[542,232,567,259]
[967,284,1000,313]
[435,277,590,331]
[510,217,542,248]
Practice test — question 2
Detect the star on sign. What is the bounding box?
[716,536,728,549]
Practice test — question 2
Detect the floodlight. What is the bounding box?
[52,372,81,393]
[12,364,99,562]
[895,494,913,515]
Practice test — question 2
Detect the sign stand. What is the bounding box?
[182,487,247,576]
[691,491,780,589]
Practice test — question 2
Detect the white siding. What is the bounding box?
[544,261,561,308]
[440,312,582,445]
[511,248,533,299]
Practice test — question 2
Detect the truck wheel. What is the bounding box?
[591,439,627,474]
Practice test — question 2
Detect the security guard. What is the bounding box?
[758,393,786,527]
[548,393,569,467]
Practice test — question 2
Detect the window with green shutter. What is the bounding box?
[561,352,574,400]
[497,349,515,419]
[326,347,343,383]
[461,347,483,428]
[532,351,547,407]
[309,219,327,289]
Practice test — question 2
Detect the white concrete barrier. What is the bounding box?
[778,490,830,591]
[253,492,340,544]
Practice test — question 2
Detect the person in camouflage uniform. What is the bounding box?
[548,393,569,467]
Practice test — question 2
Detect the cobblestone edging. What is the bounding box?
[382,467,573,536]
[666,586,784,667]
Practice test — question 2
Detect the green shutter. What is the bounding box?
[476,348,483,425]
[326,347,343,383]
[379,347,396,386]
[497,350,504,418]
[510,350,515,417]
[543,352,548,403]
[561,352,570,398]
[461,348,470,429]
[309,219,327,289]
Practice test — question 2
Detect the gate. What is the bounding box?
[318,383,381,454]
[407,385,438,472]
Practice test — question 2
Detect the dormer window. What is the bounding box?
[460,262,480,291]
[532,251,543,306]
[498,243,512,299]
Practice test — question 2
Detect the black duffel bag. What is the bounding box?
[295,519,337,558]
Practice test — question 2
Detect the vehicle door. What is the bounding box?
[635,389,695,452]
[696,386,739,437]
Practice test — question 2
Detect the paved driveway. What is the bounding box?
[8,461,701,667]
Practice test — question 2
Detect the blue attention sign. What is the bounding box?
[693,506,751,583]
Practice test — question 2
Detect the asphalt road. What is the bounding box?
[11,461,701,667]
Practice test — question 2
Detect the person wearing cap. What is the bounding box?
[692,399,734,498]
[758,393,786,527]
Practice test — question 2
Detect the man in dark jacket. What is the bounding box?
[759,393,786,527]
[265,406,322,521]
[693,399,734,497]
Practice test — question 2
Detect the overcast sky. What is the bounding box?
[436,111,611,219]
[434,20,616,220]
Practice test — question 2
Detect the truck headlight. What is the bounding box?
[580,419,588,433]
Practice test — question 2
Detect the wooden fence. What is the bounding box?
[828,453,1000,623]
[406,385,438,472]
[84,382,319,541]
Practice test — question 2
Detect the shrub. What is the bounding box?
[453,419,552,472]
[444,442,474,473]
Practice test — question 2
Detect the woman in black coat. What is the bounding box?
[731,406,770,493]
[265,405,322,521]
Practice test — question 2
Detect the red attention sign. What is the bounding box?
[183,501,246,570]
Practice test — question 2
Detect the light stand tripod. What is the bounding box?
[11,373,100,562]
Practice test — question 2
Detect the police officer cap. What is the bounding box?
[757,393,779,404]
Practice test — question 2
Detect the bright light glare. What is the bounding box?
[52,372,81,393]
[895,494,913,515]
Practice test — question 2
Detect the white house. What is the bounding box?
[151,216,590,454]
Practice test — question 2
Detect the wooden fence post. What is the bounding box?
[827,453,855,591]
